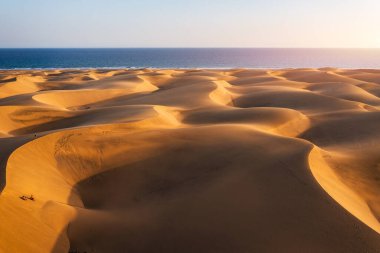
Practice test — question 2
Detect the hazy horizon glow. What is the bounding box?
[1,0,379,48]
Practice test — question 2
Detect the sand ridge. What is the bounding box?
[0,68,380,253]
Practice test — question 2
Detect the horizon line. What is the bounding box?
[1,47,380,50]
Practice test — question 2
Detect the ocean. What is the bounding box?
[0,48,379,69]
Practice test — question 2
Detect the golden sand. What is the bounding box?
[0,68,380,252]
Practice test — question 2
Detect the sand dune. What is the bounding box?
[1,68,380,253]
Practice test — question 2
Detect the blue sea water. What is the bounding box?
[0,48,379,69]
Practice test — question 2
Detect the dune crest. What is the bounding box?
[1,68,380,253]
[308,147,380,233]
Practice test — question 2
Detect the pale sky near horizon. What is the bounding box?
[0,0,379,48]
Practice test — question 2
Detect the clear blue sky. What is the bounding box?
[1,0,379,48]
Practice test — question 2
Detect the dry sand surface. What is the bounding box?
[1,68,380,253]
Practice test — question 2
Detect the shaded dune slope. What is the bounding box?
[0,69,380,253]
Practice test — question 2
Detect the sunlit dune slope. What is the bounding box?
[1,68,380,253]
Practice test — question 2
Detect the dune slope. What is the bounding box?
[0,68,380,253]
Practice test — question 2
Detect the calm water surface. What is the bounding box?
[0,48,379,69]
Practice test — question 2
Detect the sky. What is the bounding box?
[0,0,379,48]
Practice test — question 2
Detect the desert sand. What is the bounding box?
[1,68,380,253]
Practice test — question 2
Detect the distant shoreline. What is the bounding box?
[2,67,380,71]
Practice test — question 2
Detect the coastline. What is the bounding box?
[2,66,380,71]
